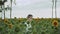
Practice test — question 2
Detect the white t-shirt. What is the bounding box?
[24,22,32,32]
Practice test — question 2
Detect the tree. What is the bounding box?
[0,0,16,19]
[10,0,16,19]
[0,0,7,19]
[0,6,2,18]
[52,0,57,18]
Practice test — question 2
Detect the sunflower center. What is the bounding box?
[54,22,57,26]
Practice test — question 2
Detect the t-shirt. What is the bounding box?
[24,21,32,32]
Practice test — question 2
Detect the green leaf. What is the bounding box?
[0,10,2,12]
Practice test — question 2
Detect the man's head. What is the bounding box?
[27,14,33,22]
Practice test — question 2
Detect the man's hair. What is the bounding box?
[27,14,33,18]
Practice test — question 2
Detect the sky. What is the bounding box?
[4,0,60,18]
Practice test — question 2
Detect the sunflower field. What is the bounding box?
[0,18,60,34]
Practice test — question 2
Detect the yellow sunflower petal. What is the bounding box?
[52,20,58,27]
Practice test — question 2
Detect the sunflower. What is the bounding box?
[52,20,58,27]
[4,19,10,25]
[0,19,2,22]
[8,24,13,29]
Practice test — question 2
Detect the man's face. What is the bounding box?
[28,16,33,22]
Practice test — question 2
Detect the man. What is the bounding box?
[24,14,33,34]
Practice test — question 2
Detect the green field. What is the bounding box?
[0,18,60,34]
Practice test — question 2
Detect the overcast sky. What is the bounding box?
[4,0,60,18]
